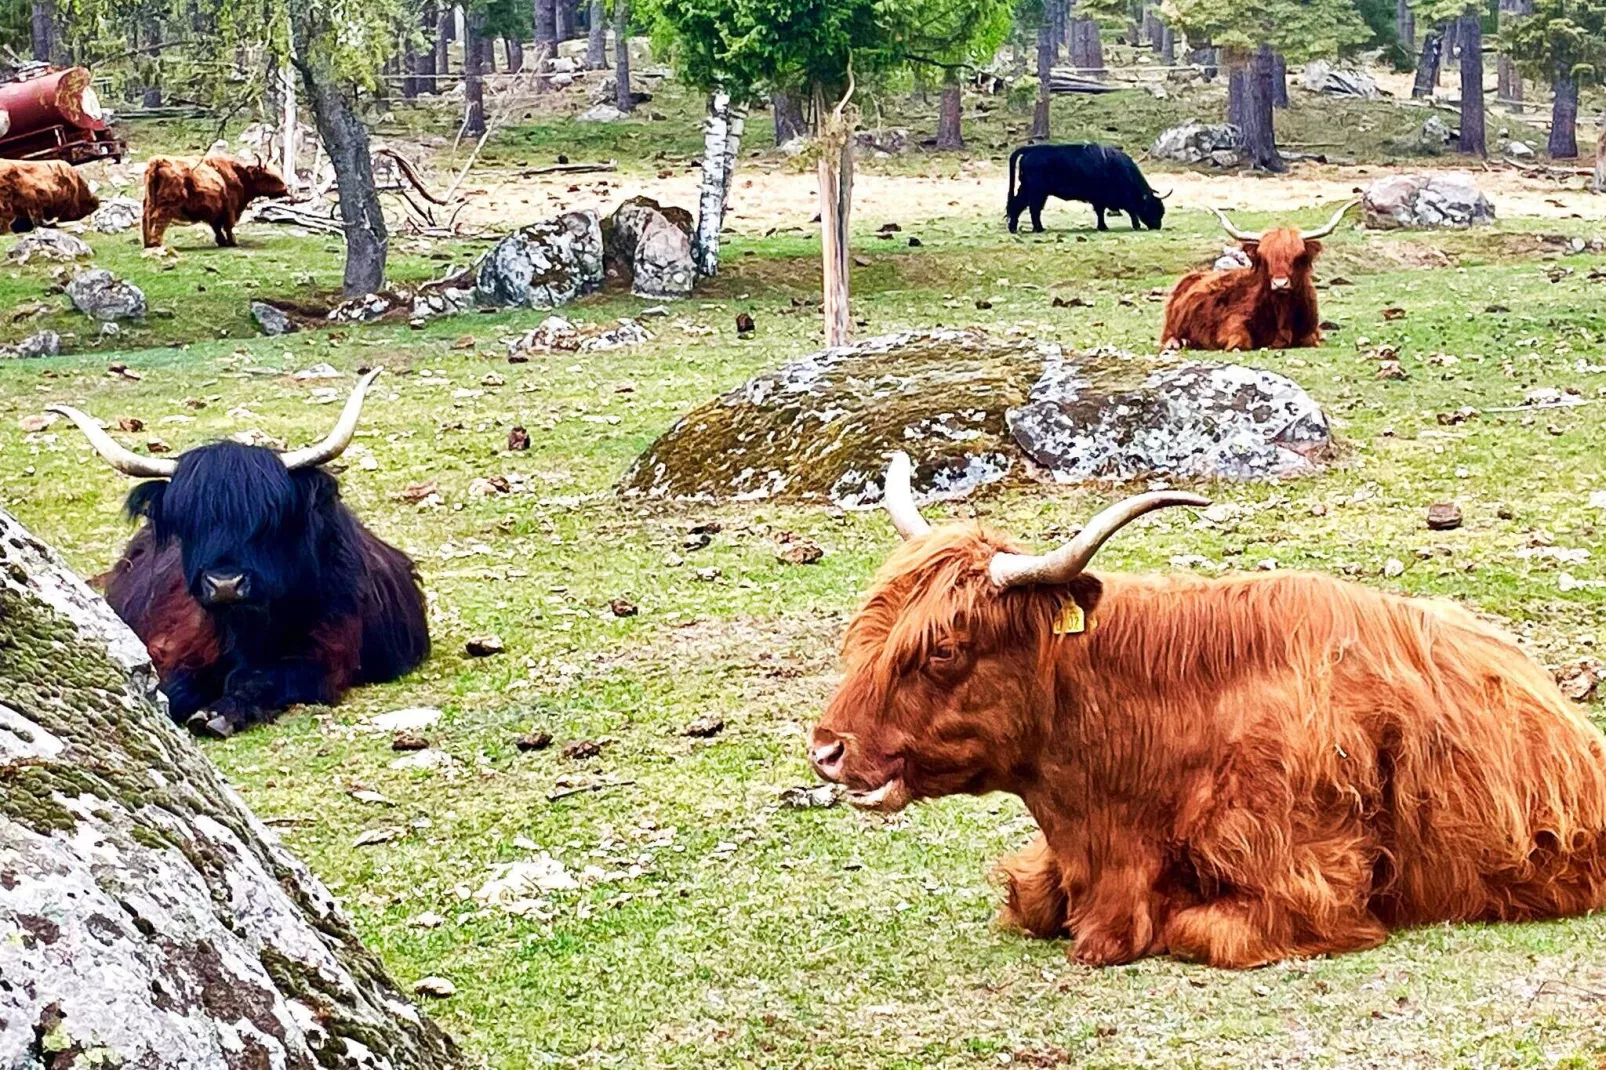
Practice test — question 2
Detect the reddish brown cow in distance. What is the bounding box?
[1160,201,1355,352]
[0,159,99,232]
[142,154,289,248]
[809,453,1606,968]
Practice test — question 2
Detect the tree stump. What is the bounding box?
[0,506,461,1070]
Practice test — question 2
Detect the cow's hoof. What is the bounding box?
[187,712,236,739]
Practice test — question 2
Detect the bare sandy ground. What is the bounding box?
[457,157,1606,236]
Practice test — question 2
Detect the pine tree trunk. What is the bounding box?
[614,0,633,111]
[294,45,389,295]
[936,71,964,149]
[434,6,452,83]
[1594,123,1606,193]
[464,10,487,135]
[0,508,463,1070]
[30,0,57,63]
[1069,17,1104,76]
[1160,25,1174,66]
[1031,0,1055,140]
[1396,0,1415,50]
[556,0,574,40]
[773,90,806,144]
[1457,11,1484,156]
[507,37,525,73]
[586,0,606,69]
[1242,46,1284,172]
[1191,44,1218,81]
[1271,52,1288,108]
[534,0,557,88]
[1227,63,1247,128]
[415,2,438,93]
[1549,72,1578,158]
[1411,29,1442,98]
[1496,0,1530,106]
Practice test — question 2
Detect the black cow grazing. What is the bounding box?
[1007,143,1169,233]
[50,370,429,738]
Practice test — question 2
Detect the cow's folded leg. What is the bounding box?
[1063,842,1169,966]
[996,833,1069,938]
[1164,895,1387,968]
[160,669,218,724]
[194,661,337,735]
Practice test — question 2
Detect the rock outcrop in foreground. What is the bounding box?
[620,330,1332,507]
[0,506,461,1070]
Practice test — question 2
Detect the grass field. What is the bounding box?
[5,74,1606,1067]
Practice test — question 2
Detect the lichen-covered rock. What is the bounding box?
[7,228,92,264]
[1008,358,1332,482]
[250,300,295,335]
[1362,172,1495,229]
[1,329,61,359]
[1299,60,1380,99]
[619,330,1043,507]
[1151,121,1243,167]
[475,210,603,309]
[66,268,147,322]
[605,197,696,299]
[622,332,1333,507]
[0,506,462,1070]
[90,197,143,234]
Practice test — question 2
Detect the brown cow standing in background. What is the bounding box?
[808,453,1606,969]
[142,155,289,248]
[1160,201,1355,352]
[0,159,99,232]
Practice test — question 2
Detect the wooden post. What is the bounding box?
[815,80,855,348]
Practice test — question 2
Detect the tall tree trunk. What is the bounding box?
[614,0,633,111]
[694,90,746,277]
[0,508,463,1070]
[464,10,487,135]
[1411,29,1442,98]
[1241,45,1284,172]
[30,0,58,63]
[1160,25,1175,66]
[1594,122,1606,193]
[435,6,452,84]
[1270,52,1288,108]
[415,2,438,93]
[1457,11,1484,156]
[507,37,525,73]
[1549,71,1578,158]
[1227,63,1247,128]
[1031,0,1055,140]
[556,0,574,40]
[935,70,963,149]
[294,44,389,295]
[1069,17,1103,75]
[1396,0,1415,50]
[586,0,606,69]
[773,90,806,144]
[279,63,298,194]
[1191,44,1218,80]
[1496,0,1530,106]
[534,0,557,88]
[816,91,854,348]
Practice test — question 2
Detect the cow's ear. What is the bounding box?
[1240,240,1260,257]
[1067,574,1103,618]
[125,480,167,525]
[1302,239,1323,259]
[292,467,343,511]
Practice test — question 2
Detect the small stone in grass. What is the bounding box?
[391,730,430,752]
[776,535,823,565]
[507,425,531,451]
[1426,502,1462,531]
[466,634,505,657]
[561,738,604,760]
[413,976,456,999]
[608,598,638,618]
[684,714,724,738]
[516,729,554,752]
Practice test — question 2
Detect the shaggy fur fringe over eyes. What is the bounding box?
[830,523,1606,968]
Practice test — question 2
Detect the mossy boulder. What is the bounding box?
[475,210,604,309]
[620,331,1332,507]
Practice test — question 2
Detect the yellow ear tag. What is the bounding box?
[1052,600,1086,636]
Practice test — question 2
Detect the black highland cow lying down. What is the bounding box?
[1007,142,1170,233]
[50,370,429,737]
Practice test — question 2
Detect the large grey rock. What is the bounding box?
[250,300,295,335]
[606,197,696,299]
[620,331,1331,507]
[475,210,604,309]
[7,228,92,264]
[1417,115,1451,152]
[577,103,625,123]
[1151,121,1243,167]
[1009,359,1332,482]
[66,268,146,321]
[1362,172,1495,229]
[1300,60,1380,99]
[0,505,463,1070]
[2,329,62,358]
[90,196,142,234]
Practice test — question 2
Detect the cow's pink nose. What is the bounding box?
[1270,276,1291,290]
[810,738,846,781]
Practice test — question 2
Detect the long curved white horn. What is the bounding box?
[1211,207,1261,243]
[988,491,1210,588]
[1299,198,1359,241]
[881,451,932,541]
[279,368,382,470]
[47,405,178,478]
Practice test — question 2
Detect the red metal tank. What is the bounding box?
[0,67,125,163]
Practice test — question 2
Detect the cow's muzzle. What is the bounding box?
[200,571,251,605]
[1270,276,1291,290]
